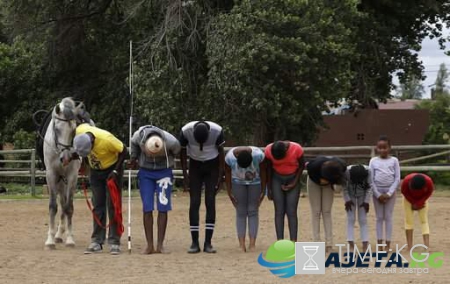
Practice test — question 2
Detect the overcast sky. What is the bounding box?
[392,28,450,98]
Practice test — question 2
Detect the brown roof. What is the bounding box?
[314,109,430,146]
[378,99,420,110]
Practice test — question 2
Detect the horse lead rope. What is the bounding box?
[81,177,124,236]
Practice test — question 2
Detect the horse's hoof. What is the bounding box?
[65,243,75,248]
[55,238,64,244]
[45,244,56,250]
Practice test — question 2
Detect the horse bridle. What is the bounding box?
[52,115,76,152]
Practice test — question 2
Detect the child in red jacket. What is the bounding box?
[401,173,434,250]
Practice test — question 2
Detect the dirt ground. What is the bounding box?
[1,191,450,284]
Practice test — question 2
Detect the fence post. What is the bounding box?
[30,149,36,197]
[370,147,375,158]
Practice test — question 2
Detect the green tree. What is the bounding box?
[0,40,47,142]
[416,94,450,144]
[132,0,236,135]
[398,75,425,100]
[434,63,449,95]
[3,0,450,146]
[205,0,357,144]
[352,0,450,105]
[2,0,137,141]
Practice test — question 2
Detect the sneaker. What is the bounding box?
[203,243,217,254]
[84,242,102,254]
[110,244,121,255]
[187,242,201,254]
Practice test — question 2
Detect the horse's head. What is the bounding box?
[52,98,85,166]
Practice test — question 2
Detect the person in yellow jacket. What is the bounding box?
[73,123,127,255]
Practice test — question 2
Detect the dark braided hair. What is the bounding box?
[349,165,370,195]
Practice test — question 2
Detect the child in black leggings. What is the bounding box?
[180,121,225,253]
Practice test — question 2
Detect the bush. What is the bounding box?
[424,171,450,186]
[12,129,35,149]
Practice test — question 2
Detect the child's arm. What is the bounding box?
[259,159,267,205]
[266,160,273,200]
[129,131,141,162]
[364,169,373,204]
[369,159,381,198]
[224,164,237,207]
[343,169,351,202]
[401,177,417,205]
[387,158,401,197]
[413,178,434,208]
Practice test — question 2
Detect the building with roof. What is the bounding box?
[314,99,430,146]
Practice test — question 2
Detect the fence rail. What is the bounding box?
[2,145,450,196]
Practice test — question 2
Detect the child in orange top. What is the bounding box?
[265,141,305,241]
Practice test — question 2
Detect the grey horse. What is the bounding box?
[43,98,84,249]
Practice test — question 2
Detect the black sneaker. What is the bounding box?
[187,242,201,254]
[203,243,217,254]
[84,242,102,254]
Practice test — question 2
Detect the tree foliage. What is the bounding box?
[0,40,45,142]
[205,0,357,144]
[434,63,449,95]
[2,0,450,145]
[398,74,425,100]
[417,94,450,144]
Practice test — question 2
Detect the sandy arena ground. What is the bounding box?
[1,191,450,284]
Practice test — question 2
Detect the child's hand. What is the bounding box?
[319,178,330,186]
[229,194,237,208]
[267,189,273,201]
[345,201,354,212]
[378,194,389,203]
[127,159,138,170]
[360,202,369,213]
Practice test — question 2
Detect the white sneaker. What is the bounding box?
[110,244,121,255]
[84,242,102,254]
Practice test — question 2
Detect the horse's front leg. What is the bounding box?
[45,184,58,249]
[55,193,66,244]
[64,175,77,247]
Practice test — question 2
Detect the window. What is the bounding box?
[357,133,365,141]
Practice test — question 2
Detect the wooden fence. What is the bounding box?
[1,145,450,196]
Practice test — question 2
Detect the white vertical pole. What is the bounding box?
[128,40,133,254]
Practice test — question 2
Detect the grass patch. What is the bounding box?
[2,181,448,200]
[0,183,185,200]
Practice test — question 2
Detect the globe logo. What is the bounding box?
[257,240,296,278]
